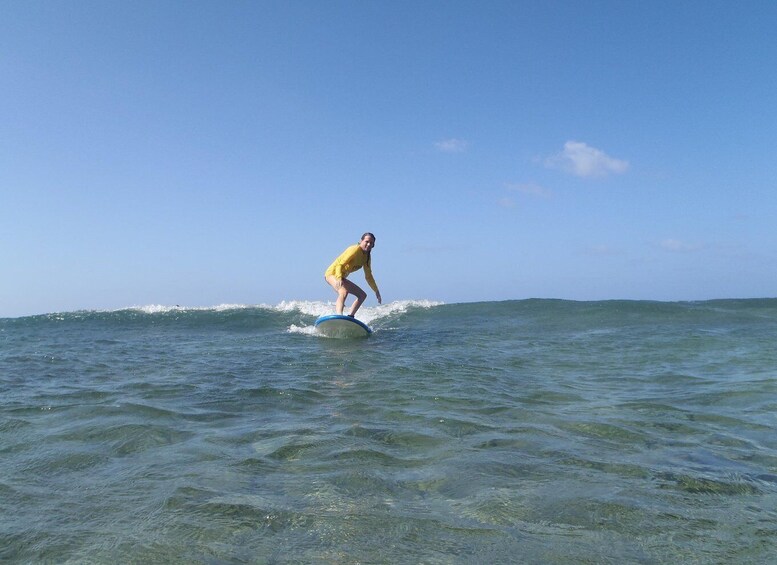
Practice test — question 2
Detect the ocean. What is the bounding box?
[1,299,776,564]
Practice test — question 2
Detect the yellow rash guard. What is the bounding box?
[325,244,379,294]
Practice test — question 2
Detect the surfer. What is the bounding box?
[325,232,382,317]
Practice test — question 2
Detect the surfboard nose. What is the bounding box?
[314,315,372,338]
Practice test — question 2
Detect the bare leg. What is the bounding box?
[325,275,367,316]
[344,279,368,316]
[325,275,347,314]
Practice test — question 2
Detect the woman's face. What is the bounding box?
[359,235,375,252]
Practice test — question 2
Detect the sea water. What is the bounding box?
[1,299,776,563]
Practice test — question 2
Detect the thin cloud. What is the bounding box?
[545,141,629,178]
[506,182,552,198]
[499,182,552,208]
[435,138,468,153]
[585,244,622,256]
[660,239,703,252]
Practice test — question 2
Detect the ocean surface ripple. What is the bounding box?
[1,299,776,563]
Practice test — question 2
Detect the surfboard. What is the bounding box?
[314,315,372,338]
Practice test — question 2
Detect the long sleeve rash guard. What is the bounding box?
[325,244,379,294]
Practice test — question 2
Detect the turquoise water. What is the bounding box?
[2,299,776,563]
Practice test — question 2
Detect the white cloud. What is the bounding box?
[544,140,629,178]
[435,138,468,153]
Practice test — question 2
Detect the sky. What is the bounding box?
[2,0,776,317]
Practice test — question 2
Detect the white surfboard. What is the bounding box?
[314,314,372,338]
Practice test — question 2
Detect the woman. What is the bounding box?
[325,232,382,317]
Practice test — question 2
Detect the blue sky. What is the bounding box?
[2,1,776,317]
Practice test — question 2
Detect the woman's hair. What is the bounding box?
[361,232,375,264]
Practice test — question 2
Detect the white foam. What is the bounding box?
[273,299,442,324]
[273,300,333,317]
[287,324,319,336]
[124,303,258,315]
[361,299,443,324]
[114,299,443,328]
[280,299,443,336]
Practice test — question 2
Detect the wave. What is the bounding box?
[117,299,443,321]
[281,300,444,336]
[277,299,442,323]
[6,298,776,332]
[121,303,258,315]
[1,300,445,332]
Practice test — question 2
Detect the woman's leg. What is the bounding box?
[343,279,367,316]
[325,275,347,314]
[325,275,367,316]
